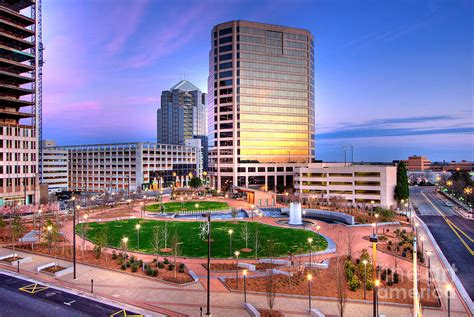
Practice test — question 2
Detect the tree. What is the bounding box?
[395,162,409,203]
[231,208,238,222]
[94,226,109,260]
[335,256,348,317]
[189,177,202,189]
[345,229,355,260]
[161,222,171,250]
[151,226,161,262]
[171,231,182,279]
[42,219,58,254]
[240,223,252,250]
[265,269,277,316]
[10,215,24,252]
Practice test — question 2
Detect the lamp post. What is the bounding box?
[316,224,321,235]
[362,259,368,300]
[447,284,451,317]
[370,200,375,212]
[228,229,233,257]
[307,273,312,312]
[373,279,380,317]
[122,237,129,257]
[234,251,240,288]
[140,202,144,218]
[243,269,248,303]
[47,225,52,254]
[135,224,141,249]
[420,236,425,255]
[307,237,313,269]
[426,250,433,292]
[375,213,379,235]
[72,197,77,280]
[37,209,42,242]
[206,212,211,316]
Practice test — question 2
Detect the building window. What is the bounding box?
[219,27,233,36]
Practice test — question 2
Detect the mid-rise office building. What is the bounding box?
[157,80,207,145]
[51,142,201,193]
[41,140,68,192]
[406,155,431,171]
[294,163,397,208]
[208,20,315,192]
[0,1,39,206]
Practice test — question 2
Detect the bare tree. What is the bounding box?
[265,269,277,316]
[254,227,261,260]
[345,229,355,260]
[161,222,171,250]
[10,215,24,252]
[151,226,161,262]
[94,226,109,261]
[171,231,182,279]
[335,256,347,317]
[240,222,251,250]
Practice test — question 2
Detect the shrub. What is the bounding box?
[344,260,355,279]
[349,275,360,291]
[402,251,407,257]
[381,270,387,281]
[387,245,391,251]
[130,256,135,263]
[152,269,158,277]
[112,251,117,260]
[164,258,169,264]
[178,263,185,273]
[152,258,157,263]
[387,277,393,286]
[366,278,374,291]
[126,261,131,268]
[158,261,164,269]
[393,272,399,284]
[387,268,392,275]
[131,265,138,273]
[146,268,152,276]
[120,264,126,270]
[388,240,393,246]
[117,258,124,265]
[168,264,175,271]
[94,245,101,259]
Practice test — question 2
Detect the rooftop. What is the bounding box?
[170,80,201,92]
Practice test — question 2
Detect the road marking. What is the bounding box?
[445,218,474,242]
[64,300,76,306]
[110,309,143,317]
[19,283,49,294]
[421,192,474,256]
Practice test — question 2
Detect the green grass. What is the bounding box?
[78,219,328,259]
[144,201,229,213]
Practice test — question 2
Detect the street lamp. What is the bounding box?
[370,200,375,212]
[316,224,321,235]
[374,213,379,235]
[122,237,129,257]
[307,237,313,269]
[234,251,240,288]
[206,212,212,316]
[47,225,52,254]
[447,284,451,317]
[243,269,248,303]
[362,259,368,300]
[37,209,42,242]
[426,250,433,291]
[420,236,425,255]
[140,201,144,218]
[373,279,380,317]
[135,224,141,249]
[71,197,78,280]
[228,229,233,257]
[307,273,313,312]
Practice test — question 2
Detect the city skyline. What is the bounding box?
[42,0,473,162]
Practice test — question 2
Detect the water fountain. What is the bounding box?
[288,202,303,225]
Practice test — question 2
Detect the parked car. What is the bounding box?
[445,202,454,207]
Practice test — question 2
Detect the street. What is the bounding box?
[0,273,141,317]
[411,187,474,301]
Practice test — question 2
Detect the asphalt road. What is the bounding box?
[0,273,141,317]
[411,187,474,301]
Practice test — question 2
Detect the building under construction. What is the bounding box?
[0,0,41,206]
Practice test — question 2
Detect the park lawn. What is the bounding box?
[78,219,328,259]
[144,201,229,213]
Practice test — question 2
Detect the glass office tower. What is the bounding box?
[208,20,315,192]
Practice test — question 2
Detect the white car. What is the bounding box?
[445,202,454,207]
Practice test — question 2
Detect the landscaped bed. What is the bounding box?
[144,201,229,213]
[0,256,23,263]
[77,219,328,258]
[41,264,67,274]
[225,256,440,307]
[202,262,281,271]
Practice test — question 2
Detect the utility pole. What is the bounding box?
[342,145,347,167]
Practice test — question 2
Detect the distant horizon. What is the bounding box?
[41,0,473,162]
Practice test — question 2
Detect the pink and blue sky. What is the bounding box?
[42,0,473,162]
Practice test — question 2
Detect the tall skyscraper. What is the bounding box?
[0,1,40,206]
[208,20,315,192]
[157,80,207,145]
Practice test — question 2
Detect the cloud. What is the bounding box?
[104,0,150,55]
[318,114,473,140]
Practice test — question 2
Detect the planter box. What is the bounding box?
[0,254,32,266]
[258,259,290,266]
[37,262,73,278]
[244,303,261,317]
[188,270,199,282]
[305,259,329,269]
[310,308,326,317]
